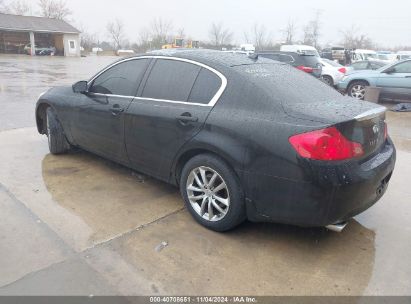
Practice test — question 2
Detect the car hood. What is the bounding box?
[281,95,384,125]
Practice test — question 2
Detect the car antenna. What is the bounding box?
[248,53,259,61]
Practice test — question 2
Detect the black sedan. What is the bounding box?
[35,50,396,232]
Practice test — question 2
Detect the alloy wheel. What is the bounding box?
[351,84,366,99]
[186,166,230,221]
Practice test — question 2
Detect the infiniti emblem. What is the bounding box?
[373,124,379,134]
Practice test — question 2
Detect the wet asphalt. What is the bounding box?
[0,54,410,296]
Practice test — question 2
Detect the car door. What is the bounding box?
[376,61,411,100]
[69,58,151,164]
[124,58,225,180]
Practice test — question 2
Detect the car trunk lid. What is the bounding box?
[284,100,387,159]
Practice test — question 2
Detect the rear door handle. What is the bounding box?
[405,76,411,78]
[177,113,198,124]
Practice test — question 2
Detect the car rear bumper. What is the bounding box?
[244,139,396,227]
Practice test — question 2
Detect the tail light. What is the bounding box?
[338,67,346,74]
[289,127,364,161]
[297,66,314,73]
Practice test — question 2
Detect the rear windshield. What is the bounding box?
[301,55,321,67]
[233,63,341,105]
[300,50,319,56]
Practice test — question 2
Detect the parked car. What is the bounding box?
[320,58,346,86]
[396,51,411,61]
[321,46,345,64]
[36,50,395,232]
[346,60,387,73]
[258,51,322,78]
[24,44,56,56]
[375,52,397,63]
[337,59,411,101]
[351,49,377,62]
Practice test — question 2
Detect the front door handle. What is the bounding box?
[177,112,198,124]
[405,76,411,78]
[111,104,124,116]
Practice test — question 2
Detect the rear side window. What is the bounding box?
[90,59,150,96]
[188,68,222,104]
[142,59,201,101]
[260,54,281,61]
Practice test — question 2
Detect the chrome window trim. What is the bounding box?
[88,56,228,107]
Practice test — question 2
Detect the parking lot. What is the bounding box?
[0,54,411,296]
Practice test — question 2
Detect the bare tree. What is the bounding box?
[341,25,374,49]
[38,0,71,20]
[1,0,31,15]
[243,23,272,50]
[77,24,96,51]
[176,27,185,39]
[302,10,322,48]
[150,17,173,46]
[281,19,297,44]
[106,19,125,50]
[208,22,233,48]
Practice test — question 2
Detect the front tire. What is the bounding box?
[348,81,368,100]
[180,154,246,231]
[46,107,70,154]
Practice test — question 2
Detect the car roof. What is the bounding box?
[140,49,277,67]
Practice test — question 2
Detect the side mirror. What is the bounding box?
[72,81,88,93]
[384,67,396,74]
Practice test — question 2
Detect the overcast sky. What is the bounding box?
[66,0,411,47]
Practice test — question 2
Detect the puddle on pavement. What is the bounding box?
[99,210,376,295]
[41,151,182,244]
[39,148,377,295]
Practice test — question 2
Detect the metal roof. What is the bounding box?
[0,13,80,34]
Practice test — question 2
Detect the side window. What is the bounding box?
[188,68,222,104]
[89,59,150,96]
[370,62,381,70]
[352,62,368,70]
[261,54,281,61]
[279,55,294,63]
[142,59,201,101]
[393,61,411,73]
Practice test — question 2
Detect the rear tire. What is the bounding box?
[46,107,70,154]
[348,81,368,100]
[180,154,246,232]
[321,75,334,86]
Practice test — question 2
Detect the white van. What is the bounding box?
[240,44,255,53]
[280,45,320,57]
